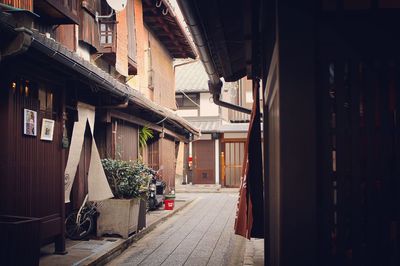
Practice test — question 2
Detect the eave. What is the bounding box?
[176,0,258,114]
[142,0,196,59]
[0,11,200,137]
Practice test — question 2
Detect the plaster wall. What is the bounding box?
[200,93,219,117]
[176,109,198,117]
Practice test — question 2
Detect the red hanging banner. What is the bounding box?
[234,79,264,239]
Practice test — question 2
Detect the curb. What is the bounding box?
[80,198,197,266]
[175,189,239,194]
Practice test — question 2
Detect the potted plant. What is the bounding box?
[97,159,150,238]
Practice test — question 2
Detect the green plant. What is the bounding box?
[139,126,154,152]
[101,159,152,199]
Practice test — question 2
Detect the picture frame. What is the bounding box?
[40,118,55,141]
[23,109,37,136]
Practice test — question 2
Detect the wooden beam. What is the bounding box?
[108,110,187,142]
[146,6,186,51]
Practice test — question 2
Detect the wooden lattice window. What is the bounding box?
[100,22,114,45]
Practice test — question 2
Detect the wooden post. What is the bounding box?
[220,152,225,187]
[55,86,67,254]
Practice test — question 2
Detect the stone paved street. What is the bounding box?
[107,193,248,266]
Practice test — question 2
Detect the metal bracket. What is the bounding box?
[95,9,114,22]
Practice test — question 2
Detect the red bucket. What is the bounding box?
[164,199,174,210]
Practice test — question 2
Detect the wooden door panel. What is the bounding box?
[193,140,215,184]
[224,141,245,187]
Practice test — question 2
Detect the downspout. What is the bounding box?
[173,58,198,72]
[177,0,251,114]
[210,81,252,114]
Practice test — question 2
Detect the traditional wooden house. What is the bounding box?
[178,0,400,265]
[175,60,255,187]
[133,0,196,189]
[0,0,197,260]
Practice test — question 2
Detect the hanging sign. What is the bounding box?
[64,102,113,203]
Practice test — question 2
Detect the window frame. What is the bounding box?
[176,93,200,109]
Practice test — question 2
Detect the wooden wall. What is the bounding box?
[127,0,137,66]
[316,8,400,265]
[265,44,281,265]
[113,119,138,161]
[159,137,177,190]
[149,29,176,110]
[95,118,139,161]
[278,2,318,264]
[0,76,10,215]
[262,2,318,265]
[1,0,32,11]
[147,137,160,169]
[0,72,63,244]
[79,0,101,50]
[192,140,215,184]
[55,25,76,52]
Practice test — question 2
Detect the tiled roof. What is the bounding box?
[189,120,222,133]
[184,117,251,133]
[176,60,209,93]
[176,60,238,93]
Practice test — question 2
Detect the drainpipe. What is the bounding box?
[173,59,198,72]
[177,0,252,114]
[210,81,252,114]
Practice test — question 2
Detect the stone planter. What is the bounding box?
[97,198,140,238]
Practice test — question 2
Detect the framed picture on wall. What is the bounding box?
[40,118,55,141]
[23,109,37,136]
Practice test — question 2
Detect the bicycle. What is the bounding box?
[65,194,100,240]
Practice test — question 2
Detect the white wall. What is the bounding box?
[215,138,220,184]
[176,109,198,117]
[200,93,219,117]
[77,43,91,61]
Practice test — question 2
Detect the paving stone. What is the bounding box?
[107,193,247,266]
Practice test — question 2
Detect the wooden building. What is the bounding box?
[0,0,197,258]
[178,0,400,265]
[175,60,257,187]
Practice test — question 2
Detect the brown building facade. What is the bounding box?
[0,0,197,261]
[178,0,400,265]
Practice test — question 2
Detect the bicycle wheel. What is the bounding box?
[65,211,94,240]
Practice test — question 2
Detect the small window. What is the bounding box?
[38,87,53,113]
[100,23,114,45]
[9,77,37,98]
[176,93,199,109]
[9,77,54,114]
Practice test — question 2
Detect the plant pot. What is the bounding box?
[97,198,140,239]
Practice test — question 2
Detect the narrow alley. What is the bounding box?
[107,193,255,266]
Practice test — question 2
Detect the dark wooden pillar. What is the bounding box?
[276,1,317,265]
[55,86,67,254]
